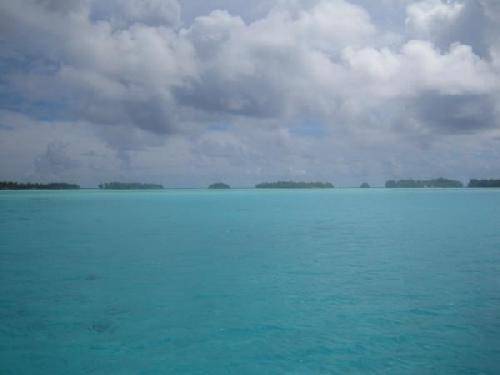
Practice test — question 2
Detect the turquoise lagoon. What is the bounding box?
[1,189,500,374]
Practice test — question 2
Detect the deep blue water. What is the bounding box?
[1,189,500,374]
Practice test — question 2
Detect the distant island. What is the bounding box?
[0,181,80,190]
[255,181,334,189]
[99,182,164,190]
[208,182,230,189]
[5,178,500,191]
[385,178,463,188]
[468,179,500,188]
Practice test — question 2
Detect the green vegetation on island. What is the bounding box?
[255,181,334,189]
[468,179,500,188]
[0,181,80,190]
[98,182,164,190]
[360,182,370,188]
[208,182,230,189]
[385,178,463,188]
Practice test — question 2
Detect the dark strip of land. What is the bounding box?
[98,182,164,190]
[385,178,463,188]
[468,179,500,188]
[255,181,334,189]
[0,182,79,190]
[209,183,231,189]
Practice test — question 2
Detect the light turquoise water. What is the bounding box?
[1,189,500,374]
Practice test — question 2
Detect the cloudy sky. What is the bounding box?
[0,0,499,187]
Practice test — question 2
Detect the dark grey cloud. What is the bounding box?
[413,93,498,134]
[445,1,489,57]
[405,0,500,58]
[421,0,488,58]
[35,0,84,13]
[76,94,177,135]
[90,0,181,28]
[175,76,285,118]
[34,141,81,178]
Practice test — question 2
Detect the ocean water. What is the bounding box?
[1,189,500,374]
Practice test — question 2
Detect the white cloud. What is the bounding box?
[406,0,464,36]
[343,40,498,97]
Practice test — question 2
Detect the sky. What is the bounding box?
[0,0,499,187]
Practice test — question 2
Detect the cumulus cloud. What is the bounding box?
[406,0,464,36]
[0,0,499,186]
[343,41,497,97]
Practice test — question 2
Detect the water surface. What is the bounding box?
[1,189,500,374]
